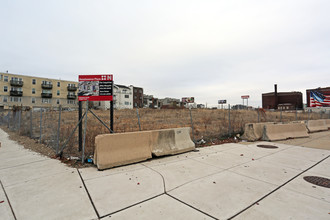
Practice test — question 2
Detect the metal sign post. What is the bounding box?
[218,100,227,109]
[78,74,114,151]
[241,95,250,109]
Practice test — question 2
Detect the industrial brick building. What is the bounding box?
[0,72,78,110]
[262,84,303,110]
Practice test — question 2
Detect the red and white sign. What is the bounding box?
[78,74,113,101]
[241,95,250,99]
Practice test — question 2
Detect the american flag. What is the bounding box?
[310,90,330,107]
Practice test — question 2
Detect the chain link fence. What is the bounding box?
[0,107,329,161]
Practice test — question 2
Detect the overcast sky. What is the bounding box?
[1,0,330,107]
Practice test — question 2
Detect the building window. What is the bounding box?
[125,95,129,98]
[4,76,8,82]
[67,100,75,104]
[139,89,142,93]
[32,98,35,103]
[42,90,52,94]
[57,82,60,87]
[134,89,137,93]
[125,101,129,105]
[32,88,36,94]
[32,79,36,84]
[11,87,22,92]
[3,96,7,102]
[56,99,60,104]
[4,86,8,92]
[134,103,137,107]
[42,98,51,103]
[0,75,2,80]
[10,97,21,102]
[57,90,60,96]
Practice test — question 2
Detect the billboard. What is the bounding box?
[218,100,226,104]
[309,90,330,107]
[241,95,250,99]
[182,97,195,103]
[78,75,113,101]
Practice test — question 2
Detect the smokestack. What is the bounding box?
[274,84,278,109]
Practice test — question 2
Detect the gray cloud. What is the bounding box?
[1,0,329,107]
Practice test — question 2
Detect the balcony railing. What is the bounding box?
[67,85,77,91]
[10,80,24,87]
[10,91,23,96]
[41,83,53,89]
[67,94,77,99]
[41,93,52,98]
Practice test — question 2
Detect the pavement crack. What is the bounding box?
[0,159,49,171]
[0,180,17,220]
[142,164,167,193]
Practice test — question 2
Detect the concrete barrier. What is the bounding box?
[262,123,309,141]
[94,127,195,170]
[241,122,275,141]
[151,127,195,156]
[306,119,328,133]
[94,131,153,170]
[324,119,330,129]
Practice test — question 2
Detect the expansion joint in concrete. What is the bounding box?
[77,169,100,219]
[165,193,219,220]
[228,154,330,219]
[0,180,17,220]
[99,193,164,219]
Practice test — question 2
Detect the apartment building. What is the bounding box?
[0,72,78,110]
[158,97,181,109]
[96,84,134,110]
[143,94,159,108]
[131,86,143,108]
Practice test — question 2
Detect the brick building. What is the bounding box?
[262,84,303,110]
[131,86,143,108]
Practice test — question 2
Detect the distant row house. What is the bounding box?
[0,72,190,111]
[95,85,144,110]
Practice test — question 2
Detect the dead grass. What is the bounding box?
[2,108,327,159]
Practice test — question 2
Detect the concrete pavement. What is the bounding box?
[0,128,329,219]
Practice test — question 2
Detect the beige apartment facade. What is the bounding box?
[0,72,78,110]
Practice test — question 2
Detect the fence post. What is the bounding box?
[257,107,260,123]
[56,105,62,154]
[308,109,310,122]
[30,110,33,138]
[18,110,21,133]
[78,101,82,152]
[136,108,141,131]
[189,107,195,143]
[7,112,10,129]
[39,108,43,144]
[295,108,297,121]
[280,108,282,123]
[82,101,89,164]
[228,104,231,136]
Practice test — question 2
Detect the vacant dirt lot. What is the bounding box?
[1,108,326,160]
